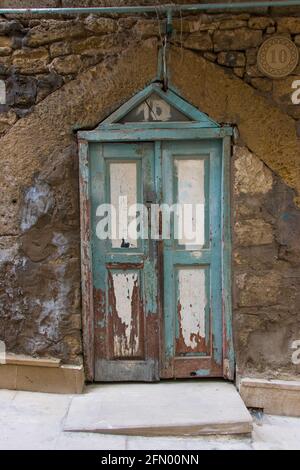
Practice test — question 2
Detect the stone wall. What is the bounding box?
[233,146,300,379]
[0,4,300,379]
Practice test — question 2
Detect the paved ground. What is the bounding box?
[0,387,300,450]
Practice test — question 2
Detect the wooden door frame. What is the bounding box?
[78,84,234,382]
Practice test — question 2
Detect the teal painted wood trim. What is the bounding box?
[99,122,219,130]
[78,127,232,141]
[209,139,223,369]
[221,135,235,380]
[79,139,94,381]
[172,251,211,265]
[100,84,155,125]
[161,140,223,376]
[153,86,219,126]
[95,83,220,129]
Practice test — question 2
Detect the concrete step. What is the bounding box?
[63,381,253,437]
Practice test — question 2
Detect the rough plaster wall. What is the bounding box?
[233,146,300,379]
[0,8,300,377]
[0,39,158,364]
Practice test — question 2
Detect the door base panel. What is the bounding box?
[95,360,159,382]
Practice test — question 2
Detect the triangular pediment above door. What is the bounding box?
[98,83,220,128]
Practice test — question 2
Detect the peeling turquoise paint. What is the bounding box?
[79,83,234,381]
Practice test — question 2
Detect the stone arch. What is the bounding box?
[1,37,300,373]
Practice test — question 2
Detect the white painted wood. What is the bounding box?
[175,159,205,246]
[112,272,139,358]
[110,162,137,248]
[119,93,190,123]
[178,268,206,347]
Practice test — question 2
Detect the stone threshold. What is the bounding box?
[0,354,85,394]
[240,377,300,417]
[64,381,253,437]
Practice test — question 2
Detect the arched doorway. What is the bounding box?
[78,83,233,382]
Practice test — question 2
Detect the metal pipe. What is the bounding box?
[0,1,300,16]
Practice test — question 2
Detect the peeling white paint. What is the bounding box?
[52,232,69,257]
[39,264,71,341]
[110,162,137,248]
[112,272,139,357]
[136,96,172,121]
[21,180,55,232]
[178,269,206,349]
[0,244,19,267]
[176,159,205,246]
[120,93,190,123]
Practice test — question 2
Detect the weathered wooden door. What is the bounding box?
[89,139,224,381]
[90,142,160,381]
[80,82,233,382]
[161,140,223,379]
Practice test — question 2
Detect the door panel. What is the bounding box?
[90,142,159,381]
[90,139,224,381]
[161,140,223,379]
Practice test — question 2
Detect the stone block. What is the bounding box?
[12,47,49,74]
[245,64,265,78]
[234,67,245,78]
[71,35,117,55]
[0,56,11,75]
[217,51,245,67]
[214,28,262,51]
[246,48,258,65]
[6,75,37,107]
[248,17,274,30]
[0,36,12,48]
[273,76,300,107]
[0,364,17,389]
[240,378,300,417]
[26,20,86,47]
[219,19,248,30]
[6,353,61,367]
[50,55,83,75]
[0,47,12,57]
[172,18,201,34]
[16,364,85,394]
[251,78,272,93]
[183,32,213,51]
[236,272,280,307]
[0,19,23,35]
[277,17,300,34]
[133,20,161,38]
[49,41,72,58]
[84,15,117,35]
[234,146,273,195]
[0,109,17,134]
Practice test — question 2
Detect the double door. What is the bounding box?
[90,140,223,381]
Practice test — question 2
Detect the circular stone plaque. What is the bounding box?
[257,36,299,79]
